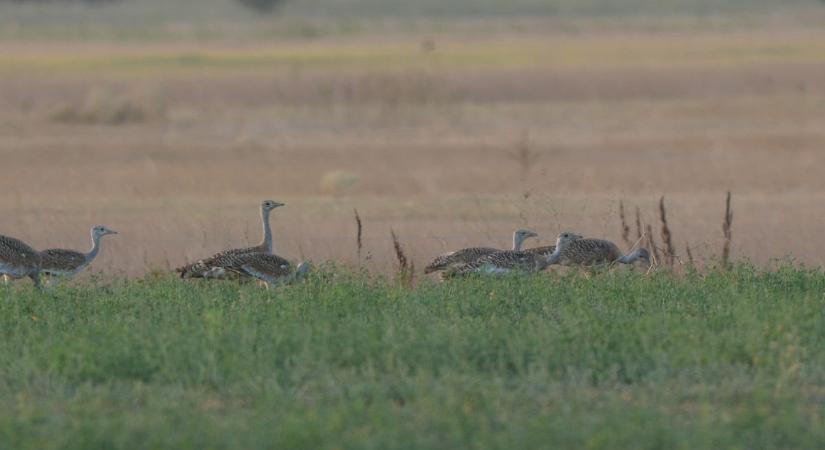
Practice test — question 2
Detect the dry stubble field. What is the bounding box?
[2,25,825,277]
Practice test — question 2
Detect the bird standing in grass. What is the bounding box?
[213,253,313,289]
[554,238,650,269]
[0,234,41,288]
[445,231,582,277]
[177,199,285,279]
[39,225,118,286]
[425,228,538,275]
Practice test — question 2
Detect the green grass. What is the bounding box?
[2,264,825,449]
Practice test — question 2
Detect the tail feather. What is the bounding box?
[175,261,209,279]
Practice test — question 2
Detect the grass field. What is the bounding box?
[3,4,825,446]
[2,265,825,449]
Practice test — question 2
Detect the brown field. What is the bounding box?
[2,24,825,277]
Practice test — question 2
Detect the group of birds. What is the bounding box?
[0,200,310,290]
[0,198,650,290]
[0,225,118,289]
[424,228,651,278]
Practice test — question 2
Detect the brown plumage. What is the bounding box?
[40,250,86,274]
[177,200,284,279]
[425,229,537,274]
[40,225,117,280]
[445,232,582,277]
[0,234,41,288]
[524,245,556,258]
[555,238,651,268]
[217,252,313,288]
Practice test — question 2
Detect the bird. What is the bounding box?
[176,200,285,279]
[215,253,313,289]
[424,228,538,274]
[554,238,651,269]
[0,234,42,288]
[445,232,583,277]
[39,225,117,284]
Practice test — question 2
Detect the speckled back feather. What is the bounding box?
[0,235,40,267]
[40,249,86,274]
[424,247,499,274]
[445,250,548,277]
[176,244,268,278]
[556,238,624,266]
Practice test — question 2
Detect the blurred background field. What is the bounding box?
[2,0,825,276]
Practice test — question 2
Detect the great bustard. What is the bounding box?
[40,225,117,283]
[554,237,651,269]
[424,228,538,274]
[176,200,284,279]
[445,232,583,277]
[209,253,313,289]
[0,234,42,288]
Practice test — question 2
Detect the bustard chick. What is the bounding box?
[40,225,117,282]
[0,234,41,288]
[177,200,284,279]
[425,228,538,274]
[446,232,582,277]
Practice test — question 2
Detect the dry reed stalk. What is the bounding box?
[390,229,414,287]
[659,196,676,267]
[619,201,631,248]
[685,243,695,266]
[634,207,643,241]
[354,208,363,261]
[645,224,661,264]
[722,191,733,267]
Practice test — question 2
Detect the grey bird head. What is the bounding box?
[92,225,118,238]
[635,248,651,266]
[555,231,583,250]
[262,200,285,211]
[515,229,538,240]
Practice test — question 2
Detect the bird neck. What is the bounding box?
[260,207,273,253]
[85,232,102,263]
[512,234,524,251]
[540,244,565,269]
[619,249,641,264]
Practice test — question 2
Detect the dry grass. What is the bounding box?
[723,191,734,267]
[1,25,825,276]
[354,208,363,261]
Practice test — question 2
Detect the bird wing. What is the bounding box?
[176,244,266,278]
[40,249,86,273]
[235,253,294,283]
[425,247,499,273]
[446,250,542,277]
[559,239,623,266]
[0,234,41,267]
[523,245,555,257]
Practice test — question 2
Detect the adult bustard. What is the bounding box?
[40,225,117,284]
[445,232,583,277]
[554,237,650,269]
[210,253,313,289]
[0,234,41,288]
[424,229,538,274]
[177,200,284,279]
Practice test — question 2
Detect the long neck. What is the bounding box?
[618,249,641,264]
[85,232,102,263]
[539,244,565,269]
[512,233,524,251]
[260,207,273,253]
